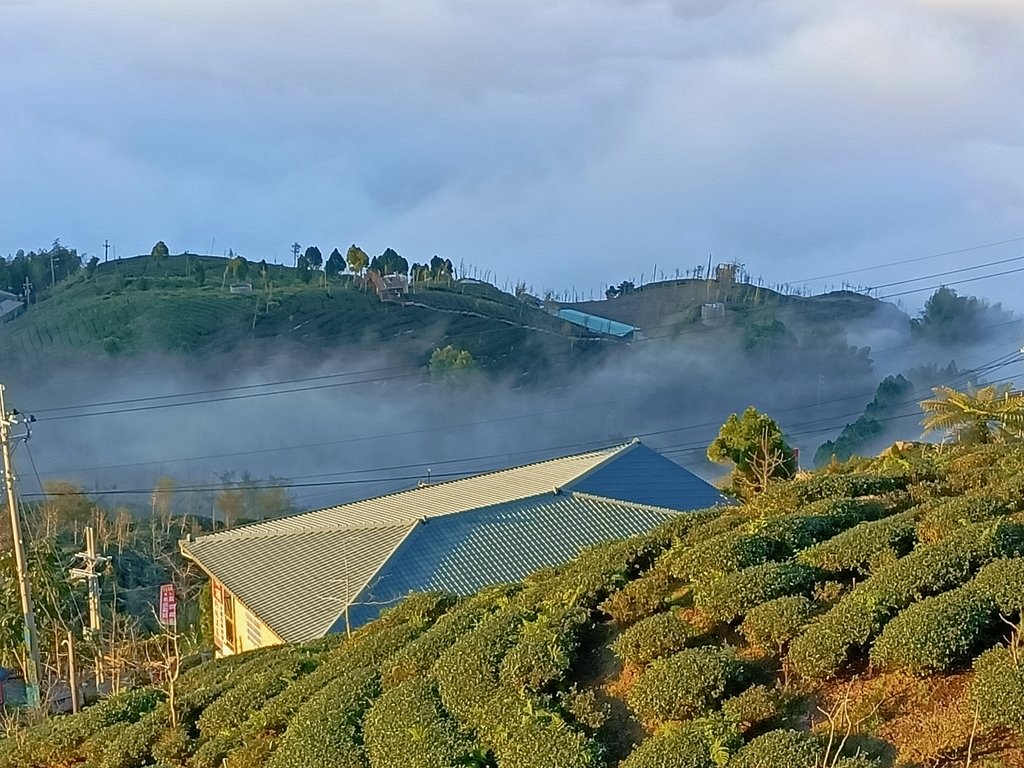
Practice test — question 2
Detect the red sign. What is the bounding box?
[159,584,177,626]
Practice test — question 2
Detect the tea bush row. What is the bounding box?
[363,678,473,768]
[619,718,741,768]
[916,495,1010,544]
[612,609,703,667]
[740,596,818,654]
[626,647,748,725]
[798,511,918,575]
[264,666,381,768]
[694,562,819,624]
[599,567,671,626]
[788,521,1024,679]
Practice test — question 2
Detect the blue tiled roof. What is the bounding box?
[338,493,678,628]
[568,443,727,511]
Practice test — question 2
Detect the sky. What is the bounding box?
[2,0,1024,312]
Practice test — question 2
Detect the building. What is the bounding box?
[554,308,640,340]
[0,291,24,323]
[367,270,408,302]
[180,440,727,656]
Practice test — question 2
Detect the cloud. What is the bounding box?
[0,0,1022,310]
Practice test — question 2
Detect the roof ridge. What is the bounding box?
[317,440,634,507]
[186,517,418,544]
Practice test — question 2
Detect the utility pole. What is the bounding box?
[71,526,109,685]
[103,240,110,262]
[22,277,32,306]
[0,384,41,707]
[291,242,301,267]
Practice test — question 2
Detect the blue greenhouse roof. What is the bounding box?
[555,308,637,337]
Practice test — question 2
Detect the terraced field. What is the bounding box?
[4,441,1024,767]
[0,255,604,379]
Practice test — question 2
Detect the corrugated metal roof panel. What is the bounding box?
[342,493,680,627]
[567,443,729,510]
[555,309,637,337]
[187,442,632,543]
[182,522,415,643]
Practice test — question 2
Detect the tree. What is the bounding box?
[325,248,345,280]
[85,256,100,279]
[228,255,249,281]
[151,241,169,263]
[304,246,323,271]
[708,406,797,497]
[370,247,409,276]
[920,383,1024,445]
[429,345,477,377]
[296,255,312,284]
[346,244,369,275]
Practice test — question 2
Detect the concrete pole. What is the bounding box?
[0,383,41,707]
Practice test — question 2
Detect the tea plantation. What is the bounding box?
[4,441,1024,767]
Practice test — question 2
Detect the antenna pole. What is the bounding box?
[0,383,41,707]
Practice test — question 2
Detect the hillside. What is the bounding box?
[0,254,605,381]
[4,441,1024,768]
[0,254,911,381]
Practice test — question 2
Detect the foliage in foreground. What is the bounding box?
[4,442,1024,767]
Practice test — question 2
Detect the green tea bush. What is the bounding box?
[971,646,1024,731]
[265,666,380,768]
[619,718,741,768]
[969,557,1024,615]
[500,606,589,693]
[492,715,602,768]
[740,596,817,654]
[433,607,529,730]
[664,532,780,582]
[600,568,671,626]
[795,473,906,503]
[542,539,651,610]
[186,731,238,768]
[799,511,918,575]
[626,647,747,725]
[371,590,457,630]
[649,507,728,546]
[728,729,823,768]
[150,726,192,765]
[759,497,887,550]
[363,678,472,768]
[197,662,304,738]
[612,609,703,667]
[721,685,783,729]
[97,706,169,768]
[46,687,167,753]
[916,495,1009,544]
[558,686,610,734]
[325,619,426,672]
[869,587,997,674]
[381,597,493,690]
[788,521,1024,680]
[694,562,819,624]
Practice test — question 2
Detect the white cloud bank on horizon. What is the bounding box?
[1,0,1022,310]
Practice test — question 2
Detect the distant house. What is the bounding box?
[367,270,408,302]
[181,440,727,655]
[555,308,640,340]
[0,291,24,323]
